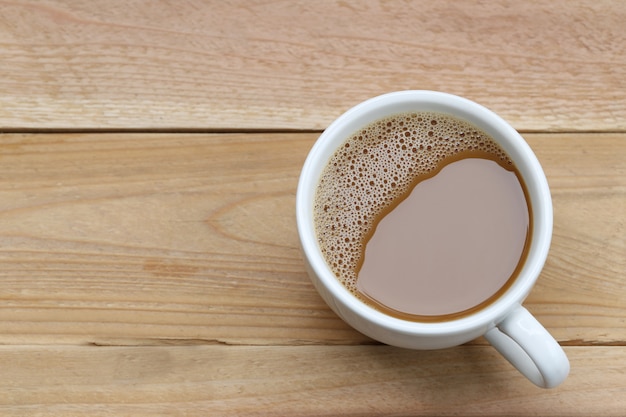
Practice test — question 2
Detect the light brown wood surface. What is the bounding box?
[0,0,624,131]
[1,1,625,415]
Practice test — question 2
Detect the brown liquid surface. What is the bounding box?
[314,112,531,321]
[357,157,529,317]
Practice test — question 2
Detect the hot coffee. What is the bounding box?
[314,112,531,321]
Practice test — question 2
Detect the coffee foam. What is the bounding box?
[314,112,512,298]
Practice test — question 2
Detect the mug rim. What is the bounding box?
[296,90,553,336]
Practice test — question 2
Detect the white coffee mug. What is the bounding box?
[296,91,569,388]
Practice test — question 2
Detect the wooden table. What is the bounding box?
[1,1,624,415]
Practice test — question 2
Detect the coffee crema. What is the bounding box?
[313,112,532,321]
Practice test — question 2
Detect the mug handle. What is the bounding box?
[484,306,570,388]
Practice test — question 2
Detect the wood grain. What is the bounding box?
[1,1,623,414]
[0,132,623,346]
[0,1,624,131]
[1,345,625,416]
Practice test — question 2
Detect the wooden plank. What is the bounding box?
[526,134,626,345]
[0,345,624,416]
[0,133,624,346]
[0,1,624,131]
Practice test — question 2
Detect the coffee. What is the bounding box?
[314,112,531,321]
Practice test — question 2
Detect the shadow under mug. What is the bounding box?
[296,91,569,388]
